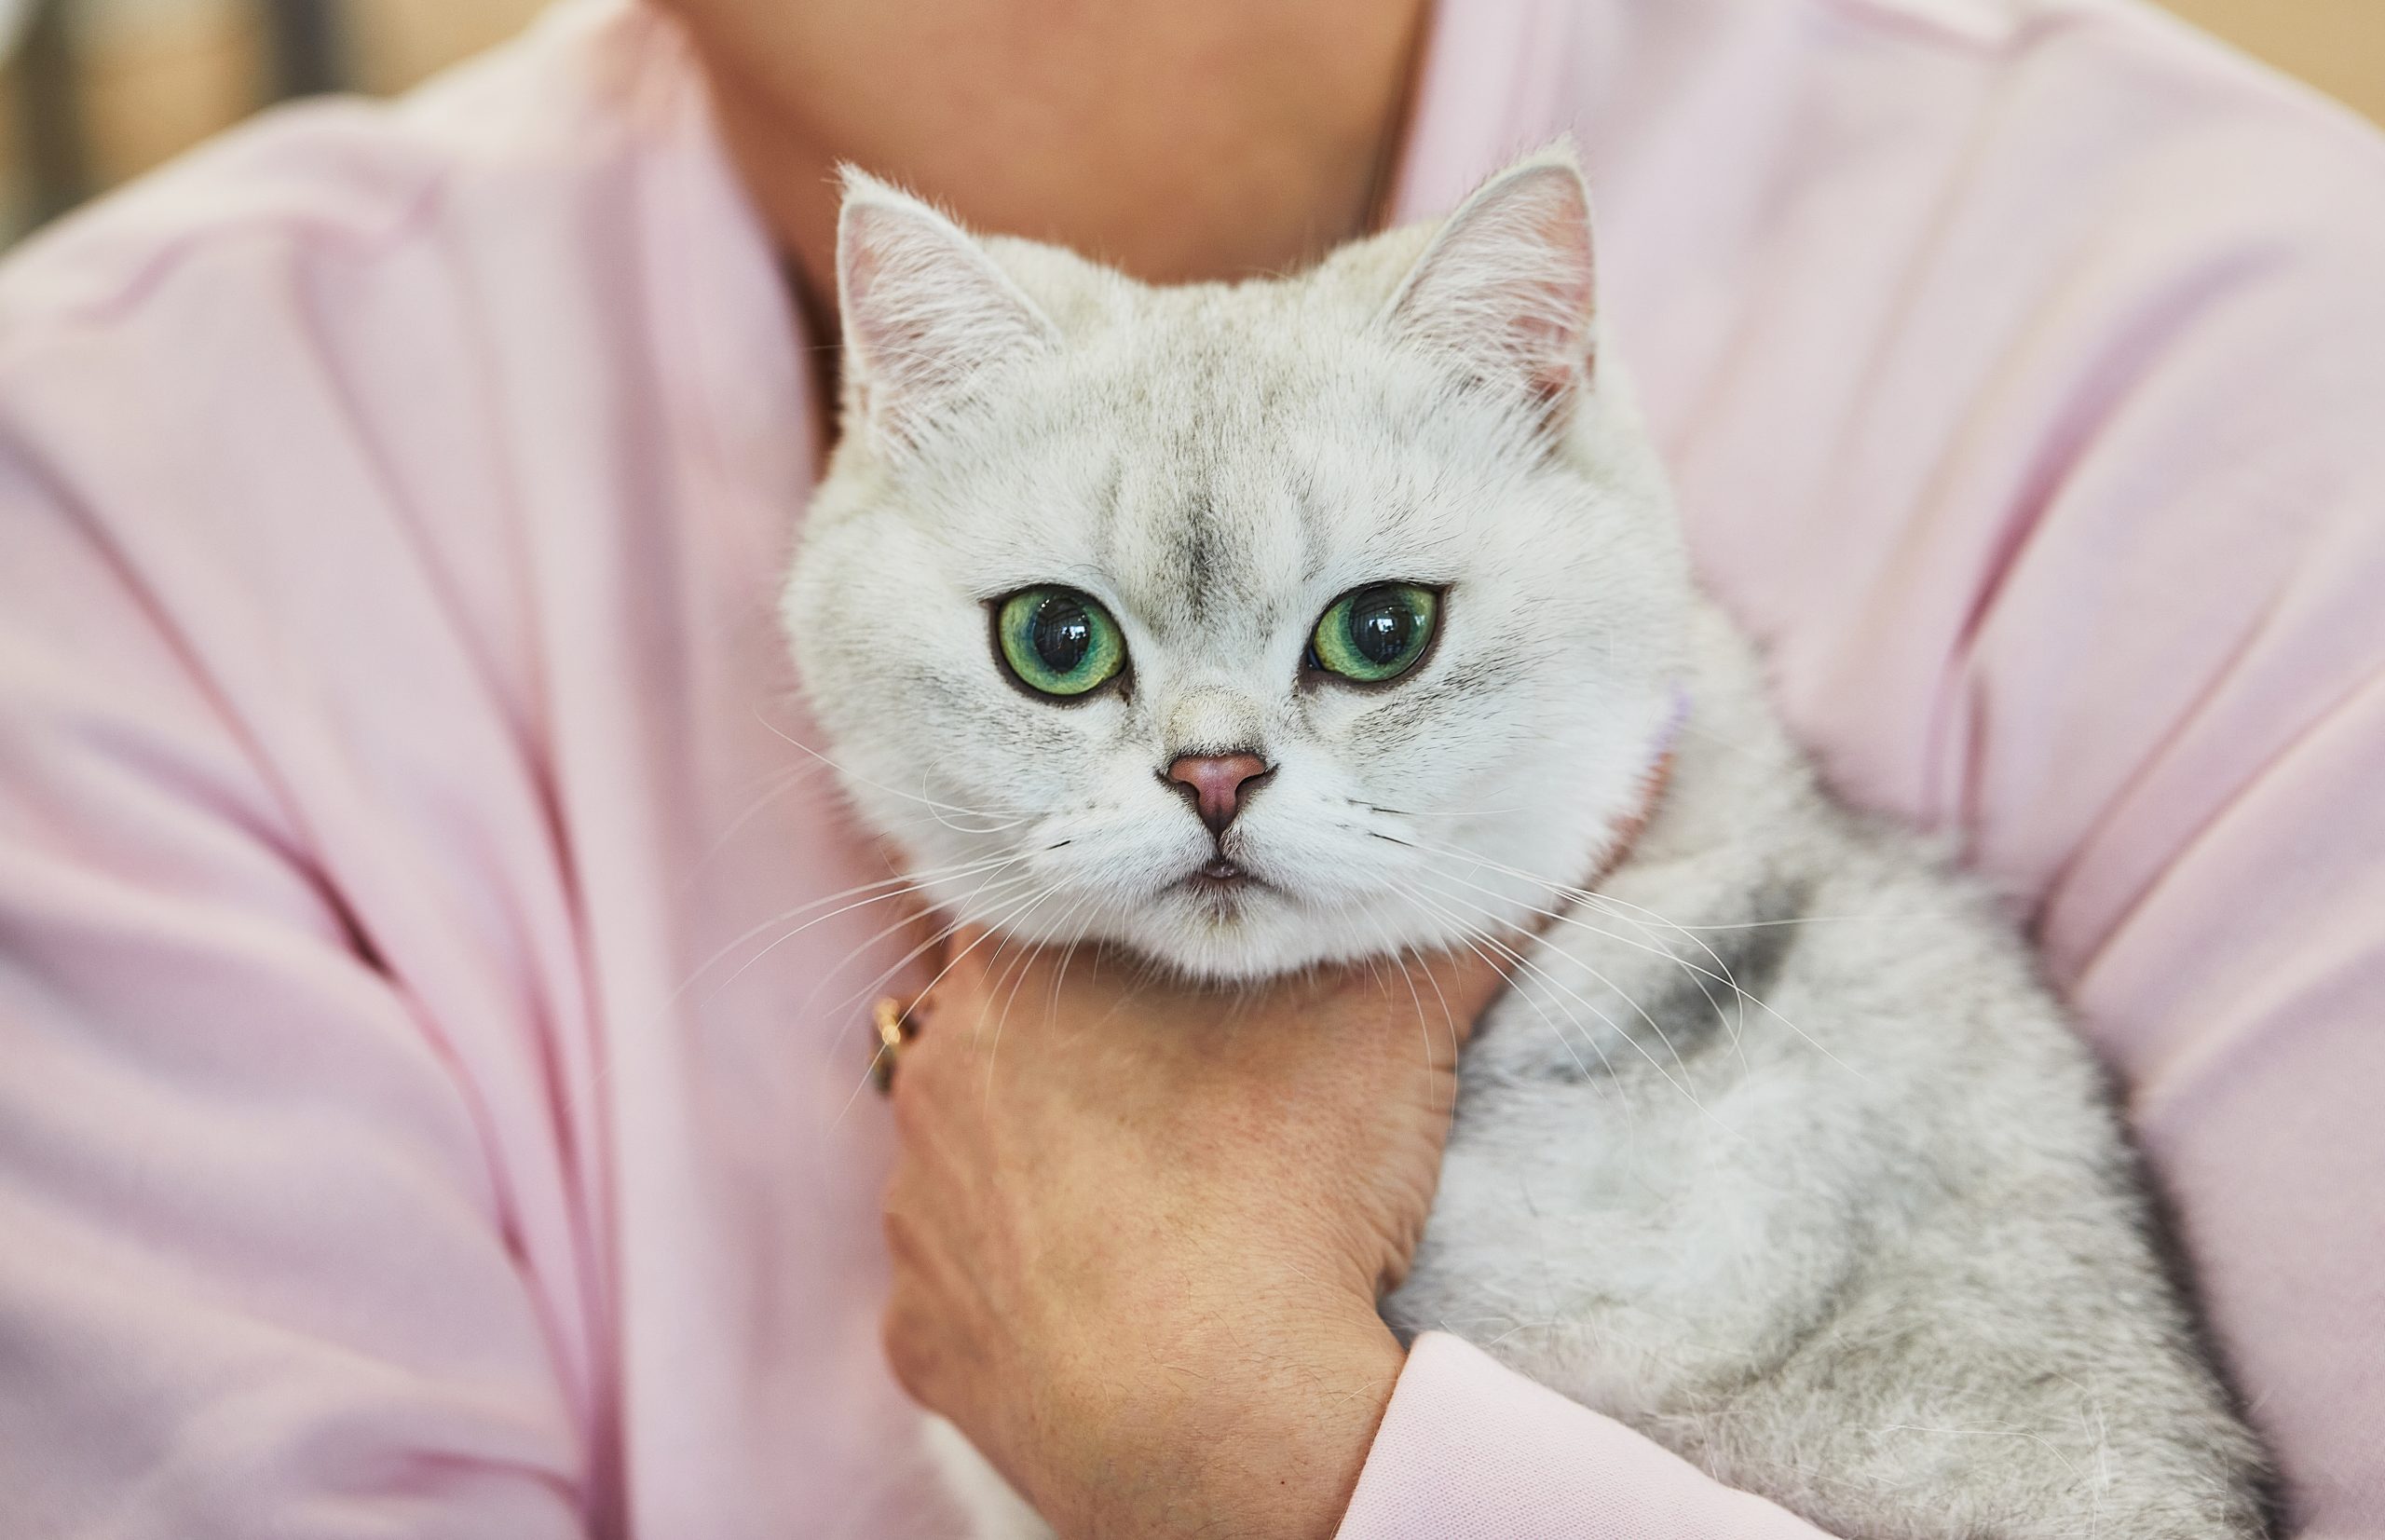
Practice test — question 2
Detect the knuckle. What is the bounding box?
[880,1198,914,1260]
[938,945,984,991]
[880,1304,934,1401]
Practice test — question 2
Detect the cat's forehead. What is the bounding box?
[1096,449,1315,634]
[1029,331,1451,639]
[999,283,1454,610]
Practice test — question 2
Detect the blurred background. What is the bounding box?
[0,0,2379,249]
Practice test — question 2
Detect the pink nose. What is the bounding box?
[1165,752,1272,835]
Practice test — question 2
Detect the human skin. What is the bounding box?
[658,0,1431,434]
[642,4,1475,1533]
[883,934,1507,1539]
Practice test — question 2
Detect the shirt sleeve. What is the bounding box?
[1337,1334,1834,1540]
[0,446,589,1537]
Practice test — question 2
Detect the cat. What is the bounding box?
[784,148,2269,1539]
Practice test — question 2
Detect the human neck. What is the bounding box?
[678,0,1432,358]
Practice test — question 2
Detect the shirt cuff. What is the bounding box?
[1336,1332,1838,1539]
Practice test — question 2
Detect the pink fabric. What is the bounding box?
[0,1,2378,1536]
[1342,1334,1836,1538]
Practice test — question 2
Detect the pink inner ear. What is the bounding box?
[1388,158,1599,420]
[841,223,888,341]
[837,200,978,420]
[834,188,1056,450]
[1511,182,1597,402]
[838,220,902,384]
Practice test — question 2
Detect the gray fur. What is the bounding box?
[787,153,2268,1538]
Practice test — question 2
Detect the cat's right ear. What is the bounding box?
[836,170,1058,454]
[1383,145,1598,433]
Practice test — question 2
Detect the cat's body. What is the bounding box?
[1393,603,2261,1536]
[786,152,2267,1537]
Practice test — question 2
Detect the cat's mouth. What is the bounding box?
[1180,854,1264,897]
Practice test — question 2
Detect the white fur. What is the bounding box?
[785,152,2267,1539]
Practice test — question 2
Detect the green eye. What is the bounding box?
[1311,583,1440,684]
[995,587,1127,698]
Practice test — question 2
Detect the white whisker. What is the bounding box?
[754,710,1033,833]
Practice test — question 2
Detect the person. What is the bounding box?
[1,0,2379,1534]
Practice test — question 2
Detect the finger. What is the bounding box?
[879,1274,948,1410]
[927,927,1082,1049]
[886,1038,996,1184]
[882,1154,982,1306]
[1405,939,1518,1037]
[921,922,1006,1005]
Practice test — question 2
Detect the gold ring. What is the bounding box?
[870,996,913,1096]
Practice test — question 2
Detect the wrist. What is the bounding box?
[1053,1301,1406,1540]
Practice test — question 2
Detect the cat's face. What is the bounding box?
[787,152,1691,980]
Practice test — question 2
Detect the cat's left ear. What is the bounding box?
[836,170,1059,453]
[1383,145,1597,429]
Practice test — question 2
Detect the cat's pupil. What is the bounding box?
[1350,591,1416,665]
[1031,596,1094,675]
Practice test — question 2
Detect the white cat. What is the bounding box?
[784,149,2268,1538]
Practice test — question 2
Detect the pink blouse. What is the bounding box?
[0,1,2378,1535]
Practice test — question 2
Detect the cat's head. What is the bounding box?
[786,148,1691,981]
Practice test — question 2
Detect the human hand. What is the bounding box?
[878,930,1508,1539]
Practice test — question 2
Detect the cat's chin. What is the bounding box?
[1091,885,1448,986]
[959,854,1533,986]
